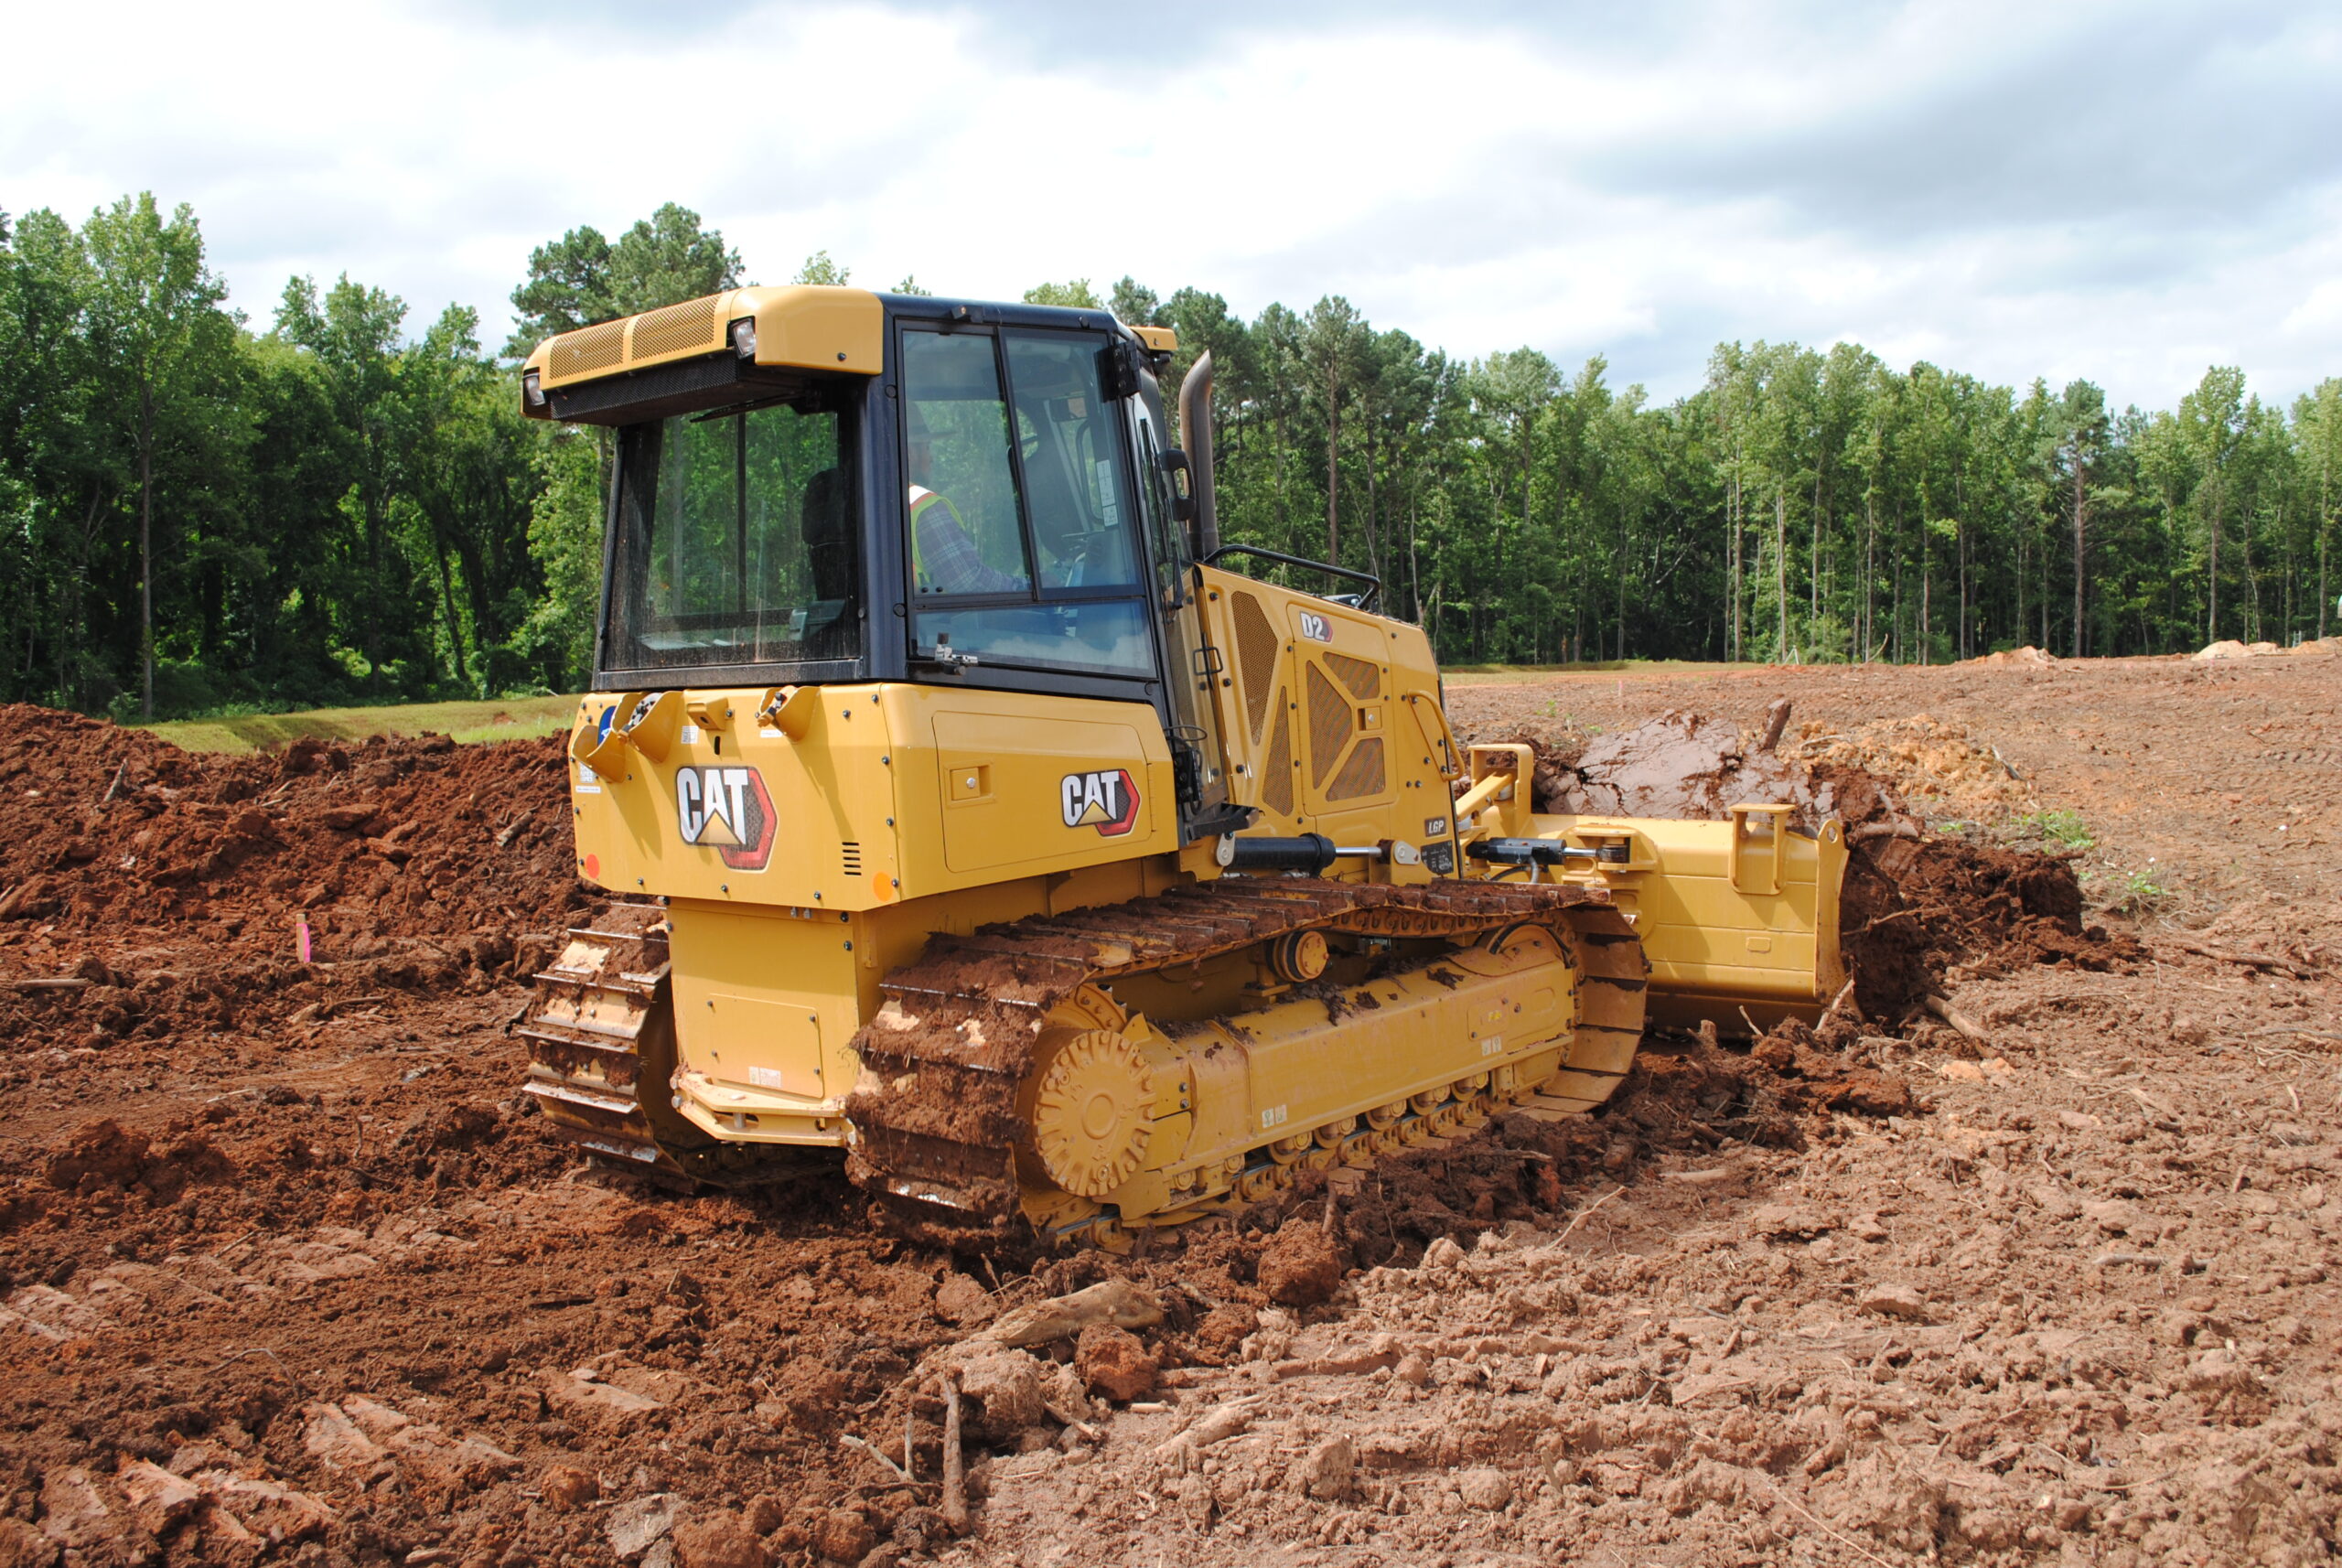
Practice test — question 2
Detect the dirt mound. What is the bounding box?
[1962,644,2058,667]
[2192,638,2273,660]
[1795,713,2032,822]
[39,1118,236,1202]
[1514,707,2029,832]
[0,704,586,1050]
[1531,712,1816,822]
[1837,829,2139,1020]
[1479,705,2126,1019]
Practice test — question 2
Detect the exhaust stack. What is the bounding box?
[1176,350,1219,559]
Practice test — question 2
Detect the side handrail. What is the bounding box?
[1200,543,1381,610]
[1402,691,1462,780]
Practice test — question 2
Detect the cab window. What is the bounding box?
[900,331,1032,599]
[605,392,861,673]
[1127,399,1187,607]
[1006,335,1142,592]
[899,327,1155,678]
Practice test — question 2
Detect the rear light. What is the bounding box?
[522,370,545,407]
[730,319,757,360]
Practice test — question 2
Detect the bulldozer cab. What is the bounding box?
[560,287,1230,839]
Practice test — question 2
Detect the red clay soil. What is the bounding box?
[0,705,589,1057]
[0,656,2335,1568]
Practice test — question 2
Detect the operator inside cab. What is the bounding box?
[907,408,1024,596]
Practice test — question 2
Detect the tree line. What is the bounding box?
[2,195,2336,720]
[1099,281,2342,667]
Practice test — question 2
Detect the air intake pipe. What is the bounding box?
[1176,350,1220,559]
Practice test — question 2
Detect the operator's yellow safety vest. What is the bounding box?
[908,484,959,592]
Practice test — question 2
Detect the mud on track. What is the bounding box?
[0,652,2337,1567]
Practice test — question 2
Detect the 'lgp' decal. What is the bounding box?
[676,767,778,871]
[1060,768,1140,837]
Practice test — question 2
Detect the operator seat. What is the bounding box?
[798,465,856,658]
[800,467,855,602]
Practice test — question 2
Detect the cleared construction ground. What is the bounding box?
[1,650,2337,1567]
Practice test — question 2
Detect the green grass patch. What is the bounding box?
[141,694,582,755]
[1440,660,1739,684]
[2014,808,2096,851]
[2102,864,2173,916]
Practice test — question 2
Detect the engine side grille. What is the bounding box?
[1260,701,1294,816]
[842,843,864,876]
[1305,661,1352,789]
[1325,736,1386,801]
[1325,650,1380,700]
[1230,592,1281,743]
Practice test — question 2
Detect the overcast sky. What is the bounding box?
[7,0,2339,409]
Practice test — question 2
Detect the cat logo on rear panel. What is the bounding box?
[675,767,778,870]
[1059,768,1140,837]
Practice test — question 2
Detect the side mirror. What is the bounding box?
[1100,338,1145,401]
[1162,447,1196,524]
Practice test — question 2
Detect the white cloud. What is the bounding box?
[5,0,2337,409]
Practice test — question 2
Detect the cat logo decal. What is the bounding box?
[1059,769,1140,837]
[675,767,778,871]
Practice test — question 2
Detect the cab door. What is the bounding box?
[896,325,1162,684]
[1123,385,1237,835]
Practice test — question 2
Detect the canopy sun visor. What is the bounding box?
[521,285,883,422]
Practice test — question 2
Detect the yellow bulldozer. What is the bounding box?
[516,285,1846,1249]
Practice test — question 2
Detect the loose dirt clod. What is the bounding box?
[1073,1325,1156,1402]
[672,1511,769,1568]
[933,1272,994,1326]
[1255,1217,1342,1305]
[1857,1282,1933,1322]
[811,1509,875,1564]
